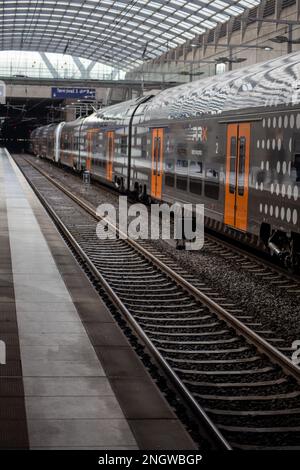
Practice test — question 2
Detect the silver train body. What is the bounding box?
[31,52,300,267]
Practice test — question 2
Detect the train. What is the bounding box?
[31,51,300,268]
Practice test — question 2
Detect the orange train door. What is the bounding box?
[224,123,250,231]
[151,128,164,199]
[106,131,114,181]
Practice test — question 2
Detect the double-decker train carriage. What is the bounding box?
[31,51,300,268]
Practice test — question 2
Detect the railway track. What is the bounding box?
[23,153,300,298]
[204,233,300,295]
[13,154,300,450]
[20,153,300,357]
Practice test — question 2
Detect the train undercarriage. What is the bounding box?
[260,223,300,270]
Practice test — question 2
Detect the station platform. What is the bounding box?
[0,148,196,450]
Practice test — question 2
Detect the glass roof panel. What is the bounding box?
[0,0,262,70]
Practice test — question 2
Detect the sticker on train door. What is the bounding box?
[224,123,250,231]
[151,128,164,199]
[106,131,114,181]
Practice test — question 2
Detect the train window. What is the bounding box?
[93,134,99,152]
[176,159,188,191]
[205,168,219,200]
[189,161,202,175]
[238,137,246,196]
[190,181,202,195]
[294,154,300,182]
[165,160,175,187]
[189,161,202,195]
[177,143,187,158]
[153,137,161,176]
[206,168,218,178]
[229,136,237,194]
[293,136,300,153]
[141,135,147,159]
[121,136,127,155]
[156,138,162,176]
[176,159,188,168]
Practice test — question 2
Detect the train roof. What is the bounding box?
[143,51,300,122]
[88,95,153,123]
[78,95,154,128]
[31,123,54,136]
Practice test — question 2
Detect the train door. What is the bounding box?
[106,131,114,181]
[224,123,250,231]
[151,128,164,199]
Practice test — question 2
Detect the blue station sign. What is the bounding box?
[52,87,96,99]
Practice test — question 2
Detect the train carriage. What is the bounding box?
[30,127,41,156]
[31,125,48,158]
[60,118,82,169]
[31,51,300,267]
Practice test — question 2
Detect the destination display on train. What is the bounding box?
[51,87,96,99]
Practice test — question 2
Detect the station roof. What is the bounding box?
[0,1,261,70]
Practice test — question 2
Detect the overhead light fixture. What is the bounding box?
[206,43,273,50]
[233,57,247,63]
[180,70,204,75]
[270,35,300,44]
[216,56,247,64]
[270,35,288,43]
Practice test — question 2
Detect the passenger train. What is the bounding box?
[31,52,300,268]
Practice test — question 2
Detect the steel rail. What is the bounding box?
[13,155,232,451]
[21,156,300,384]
